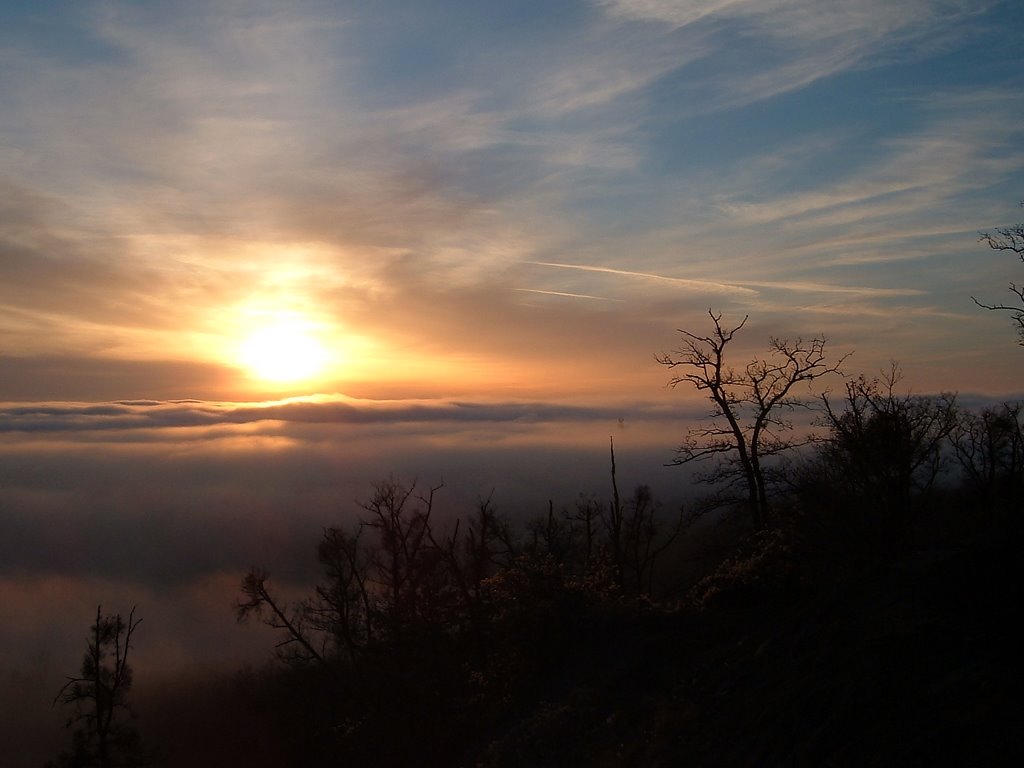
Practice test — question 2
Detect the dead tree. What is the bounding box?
[657,310,846,530]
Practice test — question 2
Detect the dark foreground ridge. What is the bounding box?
[118,514,1021,768]
[477,533,1021,767]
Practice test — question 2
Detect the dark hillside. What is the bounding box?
[476,528,1022,766]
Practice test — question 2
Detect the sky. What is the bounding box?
[1,0,1023,758]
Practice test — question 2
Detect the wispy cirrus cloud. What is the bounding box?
[0,0,1020,404]
[716,115,1024,230]
[591,0,999,124]
[525,261,758,296]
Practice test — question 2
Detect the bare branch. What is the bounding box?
[237,569,333,672]
[974,207,1024,345]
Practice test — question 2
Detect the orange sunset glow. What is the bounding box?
[2,1,1022,765]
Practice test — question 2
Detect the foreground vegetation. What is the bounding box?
[221,380,1021,767]
[49,364,1022,766]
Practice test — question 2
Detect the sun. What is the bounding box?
[237,318,329,383]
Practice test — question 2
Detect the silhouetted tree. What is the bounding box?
[952,401,1024,517]
[238,478,454,671]
[237,479,469,763]
[236,474,689,764]
[657,310,846,530]
[360,478,450,635]
[50,606,143,768]
[568,493,602,574]
[973,202,1024,344]
[605,437,683,595]
[427,494,517,636]
[238,568,336,672]
[818,365,958,544]
[524,500,575,564]
[311,524,375,662]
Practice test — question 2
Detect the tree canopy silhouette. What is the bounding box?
[817,365,958,547]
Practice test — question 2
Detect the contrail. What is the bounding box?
[514,288,625,302]
[525,261,758,296]
[527,261,924,298]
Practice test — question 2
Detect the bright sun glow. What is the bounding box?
[238,318,329,383]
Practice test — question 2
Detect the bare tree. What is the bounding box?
[238,478,453,671]
[818,365,958,545]
[312,525,376,662]
[453,495,517,606]
[51,606,143,768]
[524,500,574,564]
[361,478,450,634]
[657,310,846,530]
[973,204,1024,344]
[567,493,602,574]
[238,568,336,672]
[605,437,683,595]
[952,401,1024,516]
